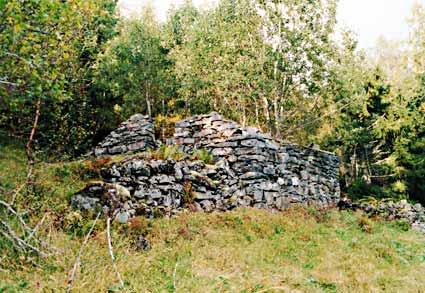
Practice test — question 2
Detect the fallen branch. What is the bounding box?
[0,219,47,257]
[173,261,179,290]
[66,211,101,293]
[25,212,48,242]
[10,183,25,205]
[106,216,125,291]
[0,199,31,232]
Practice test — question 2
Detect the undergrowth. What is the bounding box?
[1,136,424,292]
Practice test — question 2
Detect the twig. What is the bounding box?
[173,261,179,290]
[25,212,47,242]
[0,229,25,250]
[0,200,53,252]
[10,183,25,205]
[0,199,31,232]
[25,98,41,183]
[0,79,19,86]
[66,211,101,293]
[106,216,125,291]
[0,220,47,257]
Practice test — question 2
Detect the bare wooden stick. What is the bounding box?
[106,216,125,291]
[0,229,25,250]
[25,97,41,183]
[0,200,31,232]
[0,220,47,257]
[25,212,47,242]
[10,183,25,205]
[173,261,179,290]
[66,211,101,293]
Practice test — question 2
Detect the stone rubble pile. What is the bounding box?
[338,198,425,234]
[93,114,156,156]
[73,112,341,220]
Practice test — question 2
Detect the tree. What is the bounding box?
[257,0,338,140]
[94,6,173,120]
[167,0,273,126]
[0,0,118,156]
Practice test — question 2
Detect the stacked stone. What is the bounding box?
[277,144,340,207]
[174,112,240,151]
[339,198,425,234]
[174,112,340,209]
[72,157,240,219]
[94,114,156,156]
[73,112,341,219]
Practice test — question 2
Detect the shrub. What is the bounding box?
[148,145,186,161]
[191,148,214,164]
[347,179,385,201]
[182,181,195,205]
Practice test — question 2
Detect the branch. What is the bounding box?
[66,211,101,293]
[106,216,125,291]
[25,212,47,242]
[0,219,47,257]
[0,79,19,86]
[25,98,41,183]
[0,199,31,232]
[173,261,179,290]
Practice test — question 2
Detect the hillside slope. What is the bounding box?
[0,139,424,292]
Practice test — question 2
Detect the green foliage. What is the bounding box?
[148,145,186,161]
[321,20,425,203]
[0,0,118,155]
[94,6,175,119]
[191,149,214,164]
[346,179,385,201]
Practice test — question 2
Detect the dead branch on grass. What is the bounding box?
[66,211,101,293]
[107,216,126,291]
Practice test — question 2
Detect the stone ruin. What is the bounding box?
[73,112,341,220]
[173,113,340,205]
[93,114,156,156]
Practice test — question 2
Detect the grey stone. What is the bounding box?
[194,191,216,200]
[241,139,265,148]
[240,172,265,180]
[212,147,233,156]
[75,112,342,221]
[277,177,285,186]
[135,236,151,251]
[263,165,275,175]
[116,211,130,224]
[94,114,155,157]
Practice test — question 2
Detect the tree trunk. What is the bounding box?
[255,99,259,125]
[145,82,152,117]
[273,96,281,138]
[25,98,41,183]
[262,96,270,130]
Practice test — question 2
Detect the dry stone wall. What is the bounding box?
[73,112,341,220]
[173,112,340,207]
[93,114,156,156]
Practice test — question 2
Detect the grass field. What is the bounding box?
[1,138,424,293]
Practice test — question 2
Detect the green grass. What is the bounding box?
[1,137,425,292]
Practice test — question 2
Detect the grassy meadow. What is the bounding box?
[1,138,424,293]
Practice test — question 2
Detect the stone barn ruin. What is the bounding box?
[73,112,340,219]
